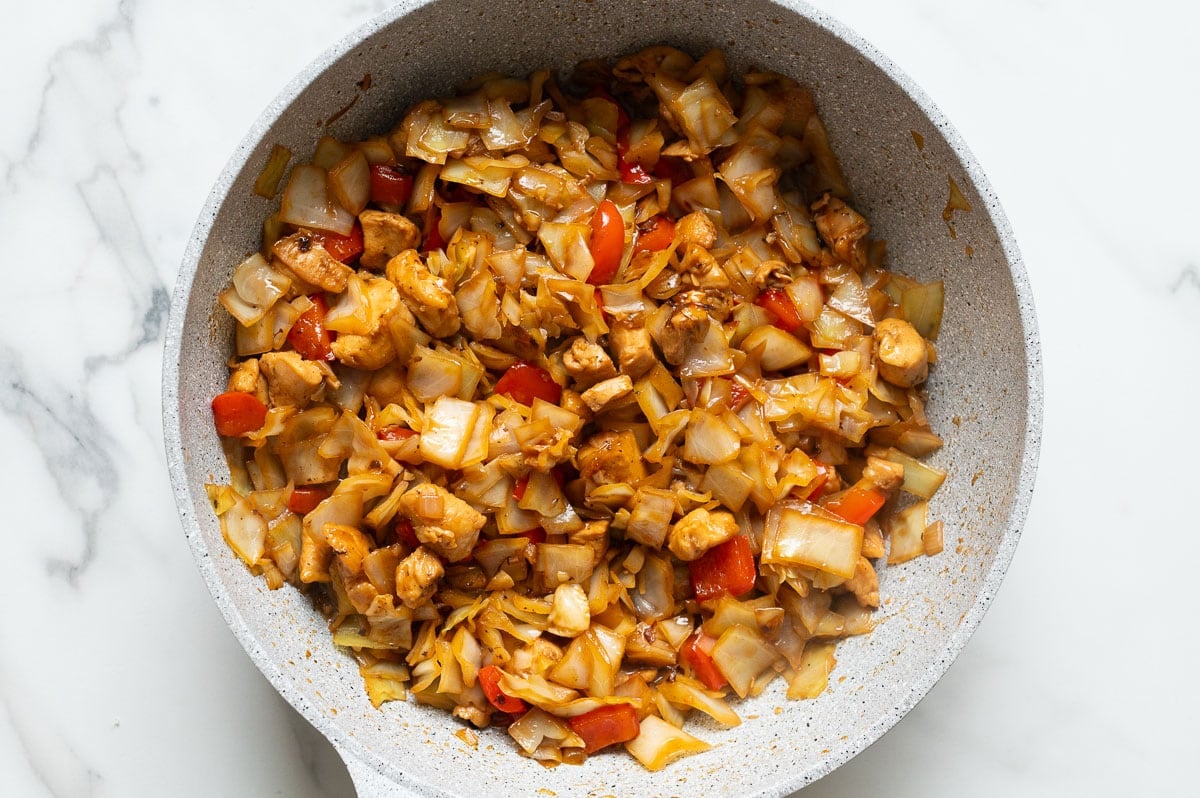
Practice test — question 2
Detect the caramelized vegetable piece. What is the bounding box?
[689,535,757,602]
[208,45,953,773]
[211,391,267,437]
[493,361,563,406]
[568,704,641,753]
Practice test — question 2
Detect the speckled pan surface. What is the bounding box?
[163,1,1041,795]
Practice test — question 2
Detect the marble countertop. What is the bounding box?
[3,0,1197,795]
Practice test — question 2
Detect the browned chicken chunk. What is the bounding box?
[260,351,325,408]
[272,231,353,292]
[398,484,486,562]
[576,429,647,487]
[386,249,461,338]
[667,507,739,561]
[394,546,445,609]
[360,210,422,270]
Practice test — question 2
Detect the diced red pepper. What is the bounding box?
[728,381,751,411]
[824,485,887,526]
[368,163,413,207]
[422,206,446,252]
[514,527,547,544]
[376,425,418,442]
[512,475,529,501]
[287,485,331,515]
[311,224,363,263]
[493,361,562,407]
[653,156,692,185]
[478,665,528,714]
[211,391,268,437]
[679,630,727,691]
[588,199,625,285]
[804,460,831,503]
[689,534,757,603]
[632,215,675,255]
[394,517,421,548]
[754,288,804,334]
[287,294,335,361]
[618,128,654,186]
[567,704,641,754]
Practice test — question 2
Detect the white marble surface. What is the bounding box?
[2,0,1197,795]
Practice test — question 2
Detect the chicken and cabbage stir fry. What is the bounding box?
[206,45,949,770]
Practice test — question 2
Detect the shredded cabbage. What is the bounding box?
[208,45,951,772]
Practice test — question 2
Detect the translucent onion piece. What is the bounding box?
[623,715,711,771]
[279,164,355,235]
[328,149,370,216]
[761,502,864,580]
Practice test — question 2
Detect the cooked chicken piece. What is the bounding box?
[568,519,610,562]
[874,318,928,387]
[322,523,374,575]
[752,259,791,289]
[332,277,402,370]
[225,357,267,405]
[862,456,905,492]
[546,582,591,638]
[562,337,617,388]
[676,211,716,248]
[332,328,397,371]
[861,519,885,559]
[386,249,461,338]
[580,375,633,413]
[609,315,658,378]
[393,545,445,609]
[452,704,490,729]
[272,231,353,292]
[398,483,486,563]
[844,556,880,608]
[659,293,711,365]
[260,351,325,408]
[359,209,421,270]
[812,193,869,270]
[693,251,731,294]
[365,361,408,407]
[667,507,739,561]
[576,429,647,487]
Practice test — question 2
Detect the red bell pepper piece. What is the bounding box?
[653,156,692,185]
[311,224,364,263]
[368,163,413,207]
[478,665,528,714]
[587,199,625,285]
[804,460,831,503]
[617,128,654,185]
[394,517,421,549]
[211,391,268,437]
[287,486,331,515]
[754,288,804,334]
[689,534,757,602]
[679,630,727,691]
[376,425,418,442]
[728,381,751,411]
[567,704,641,754]
[422,206,446,252]
[632,215,675,255]
[287,294,335,361]
[824,485,887,526]
[493,361,562,407]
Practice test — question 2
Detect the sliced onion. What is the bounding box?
[761,502,863,580]
[710,623,779,699]
[623,715,711,771]
[279,164,355,235]
[328,149,370,216]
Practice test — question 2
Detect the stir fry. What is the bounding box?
[206,45,948,771]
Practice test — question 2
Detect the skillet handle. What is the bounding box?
[338,747,429,798]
